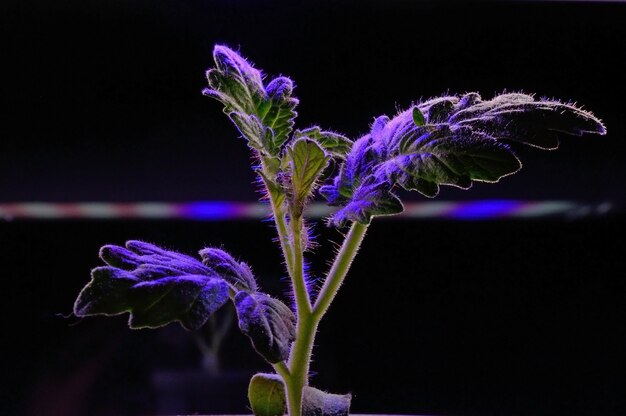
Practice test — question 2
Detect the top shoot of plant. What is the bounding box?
[73,45,606,416]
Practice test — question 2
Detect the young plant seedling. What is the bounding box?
[73,45,606,416]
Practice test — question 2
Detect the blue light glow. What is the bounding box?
[445,200,524,219]
[0,200,612,220]
[177,201,248,220]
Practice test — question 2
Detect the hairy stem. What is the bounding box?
[282,214,314,416]
[271,202,296,279]
[273,361,291,380]
[261,158,315,416]
[290,216,313,315]
[313,221,369,320]
[261,153,370,416]
[285,309,318,416]
[282,221,369,416]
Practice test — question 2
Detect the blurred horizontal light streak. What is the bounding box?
[0,200,613,221]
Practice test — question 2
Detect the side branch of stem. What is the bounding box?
[313,221,369,320]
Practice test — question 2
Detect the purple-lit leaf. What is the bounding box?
[261,76,299,151]
[74,241,230,331]
[374,125,522,197]
[436,92,606,149]
[285,138,330,217]
[319,134,380,208]
[294,127,353,159]
[320,134,404,225]
[417,95,459,124]
[235,291,296,364]
[73,267,138,316]
[203,46,298,156]
[126,274,229,330]
[205,45,264,115]
[326,178,404,225]
[323,91,605,225]
[302,386,351,416]
[199,247,257,292]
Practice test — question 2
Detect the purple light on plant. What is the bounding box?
[445,200,525,219]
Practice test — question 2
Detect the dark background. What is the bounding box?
[1,1,625,415]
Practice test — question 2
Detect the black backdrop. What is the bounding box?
[2,1,625,415]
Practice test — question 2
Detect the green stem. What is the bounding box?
[285,309,317,416]
[283,221,369,416]
[273,361,291,380]
[290,216,312,315]
[260,157,370,416]
[263,177,311,318]
[313,221,369,320]
[282,215,314,416]
[260,153,296,281]
[271,202,296,279]
[260,158,314,416]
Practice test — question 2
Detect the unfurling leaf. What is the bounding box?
[203,45,298,156]
[234,291,296,363]
[205,45,265,115]
[294,127,353,159]
[73,241,230,331]
[199,247,257,292]
[285,138,330,217]
[322,91,606,225]
[248,374,351,416]
[228,112,271,151]
[248,373,287,416]
[261,76,299,151]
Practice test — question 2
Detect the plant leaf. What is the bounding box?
[294,127,353,159]
[73,241,230,331]
[302,386,351,416]
[247,374,351,416]
[319,134,404,225]
[228,112,270,151]
[434,92,606,149]
[322,91,606,225]
[126,274,229,330]
[412,106,426,126]
[73,267,138,316]
[234,291,296,363]
[285,138,330,217]
[261,76,299,152]
[212,45,264,112]
[203,45,298,156]
[325,178,404,225]
[374,125,521,198]
[248,373,287,416]
[205,46,264,115]
[199,247,257,292]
